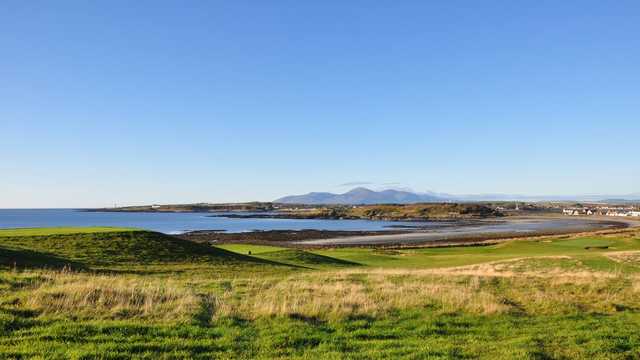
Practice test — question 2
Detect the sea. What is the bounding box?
[0,209,615,237]
[0,209,433,234]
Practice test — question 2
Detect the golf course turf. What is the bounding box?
[1,226,639,358]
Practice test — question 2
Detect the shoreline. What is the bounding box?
[293,217,631,247]
[178,229,411,245]
[178,216,634,248]
[207,213,499,222]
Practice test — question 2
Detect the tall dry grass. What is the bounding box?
[215,265,640,319]
[15,260,640,322]
[24,271,204,321]
[217,272,508,318]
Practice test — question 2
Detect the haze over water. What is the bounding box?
[0,209,429,234]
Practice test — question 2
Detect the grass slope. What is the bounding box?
[0,247,87,270]
[256,249,362,269]
[0,228,287,272]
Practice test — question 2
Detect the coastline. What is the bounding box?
[178,216,634,248]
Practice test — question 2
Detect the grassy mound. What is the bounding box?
[214,244,361,269]
[256,249,361,269]
[0,228,277,269]
[0,247,87,270]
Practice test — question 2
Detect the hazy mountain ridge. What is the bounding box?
[276,188,446,204]
[275,188,640,204]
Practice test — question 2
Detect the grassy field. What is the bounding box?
[0,226,139,237]
[1,227,639,358]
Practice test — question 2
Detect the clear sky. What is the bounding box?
[1,1,639,208]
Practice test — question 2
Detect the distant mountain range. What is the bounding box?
[275,187,443,205]
[274,188,640,205]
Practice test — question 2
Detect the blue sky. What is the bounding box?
[1,1,639,207]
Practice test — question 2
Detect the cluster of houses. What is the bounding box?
[562,207,640,217]
[605,210,640,217]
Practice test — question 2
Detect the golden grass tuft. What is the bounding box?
[25,271,204,321]
[605,251,640,265]
[216,271,509,319]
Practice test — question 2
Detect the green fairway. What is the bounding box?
[211,232,640,272]
[255,249,362,269]
[0,226,139,237]
[1,226,640,358]
[215,243,285,254]
[309,234,640,270]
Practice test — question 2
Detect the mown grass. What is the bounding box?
[309,233,640,271]
[0,226,138,237]
[1,227,640,358]
[215,243,285,255]
[255,249,362,269]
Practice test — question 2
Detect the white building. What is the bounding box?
[607,211,629,217]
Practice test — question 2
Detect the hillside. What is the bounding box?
[347,203,501,219]
[0,227,277,270]
[264,203,502,220]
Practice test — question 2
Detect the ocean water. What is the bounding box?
[0,209,434,234]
